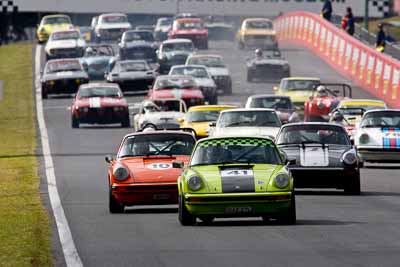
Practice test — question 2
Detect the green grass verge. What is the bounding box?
[0,44,52,266]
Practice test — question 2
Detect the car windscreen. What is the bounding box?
[170,67,208,78]
[102,15,128,24]
[155,77,196,89]
[277,125,350,145]
[124,31,154,42]
[217,111,281,128]
[339,103,386,112]
[175,21,203,29]
[188,57,224,67]
[159,18,172,26]
[191,138,282,166]
[43,17,71,25]
[360,111,400,128]
[46,60,82,73]
[118,134,195,157]
[78,86,121,98]
[250,97,293,110]
[163,42,193,52]
[116,61,149,72]
[246,20,273,29]
[51,31,80,41]
[121,47,156,61]
[84,46,114,57]
[280,80,320,91]
[185,110,221,122]
[152,100,182,112]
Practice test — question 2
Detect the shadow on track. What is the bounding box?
[196,219,360,227]
[124,207,178,214]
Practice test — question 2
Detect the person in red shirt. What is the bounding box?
[341,7,355,36]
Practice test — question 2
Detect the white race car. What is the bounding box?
[94,13,132,42]
[209,108,282,139]
[355,109,400,163]
[45,29,86,60]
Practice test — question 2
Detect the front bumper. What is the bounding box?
[248,67,289,80]
[183,192,292,217]
[112,182,178,206]
[47,48,84,59]
[42,78,89,95]
[357,148,400,163]
[289,167,358,189]
[76,107,128,124]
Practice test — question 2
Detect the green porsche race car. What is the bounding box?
[174,136,296,225]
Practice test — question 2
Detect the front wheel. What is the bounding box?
[344,172,361,195]
[178,195,196,226]
[109,188,125,214]
[41,87,48,99]
[278,192,296,225]
[71,116,79,128]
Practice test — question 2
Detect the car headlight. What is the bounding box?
[40,28,46,33]
[188,175,202,191]
[274,173,290,189]
[113,164,130,181]
[317,101,325,110]
[342,150,357,165]
[359,133,369,144]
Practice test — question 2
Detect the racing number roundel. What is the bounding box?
[147,163,172,170]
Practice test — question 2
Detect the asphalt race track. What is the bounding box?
[36,41,400,267]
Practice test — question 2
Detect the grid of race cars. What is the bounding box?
[37,13,400,225]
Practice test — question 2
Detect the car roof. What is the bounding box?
[198,135,275,143]
[188,105,237,111]
[51,29,79,34]
[282,77,320,81]
[244,18,272,22]
[99,13,127,17]
[175,18,202,22]
[123,130,196,139]
[46,58,81,64]
[188,54,222,59]
[281,122,346,129]
[248,94,291,99]
[79,83,120,89]
[122,41,153,47]
[43,14,70,19]
[156,74,195,80]
[171,64,207,69]
[163,38,193,44]
[221,108,276,113]
[339,99,386,106]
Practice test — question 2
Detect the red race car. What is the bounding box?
[148,75,205,108]
[106,130,196,213]
[71,83,130,128]
[168,18,208,49]
[304,83,352,122]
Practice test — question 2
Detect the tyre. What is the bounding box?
[71,116,79,128]
[278,192,296,225]
[109,188,124,213]
[41,87,48,99]
[178,195,196,226]
[344,172,361,195]
[121,115,131,128]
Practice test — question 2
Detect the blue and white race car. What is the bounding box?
[355,109,400,163]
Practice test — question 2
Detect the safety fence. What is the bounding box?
[274,12,400,109]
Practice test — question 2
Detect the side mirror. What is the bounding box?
[209,121,216,127]
[172,160,184,169]
[273,86,278,91]
[105,155,114,163]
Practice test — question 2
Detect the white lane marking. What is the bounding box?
[35,45,83,267]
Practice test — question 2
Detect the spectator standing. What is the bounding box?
[376,23,386,52]
[341,7,355,36]
[321,0,333,22]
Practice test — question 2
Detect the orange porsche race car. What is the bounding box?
[106,130,196,213]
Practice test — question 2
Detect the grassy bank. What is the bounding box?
[0,44,52,266]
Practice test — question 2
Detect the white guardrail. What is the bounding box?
[11,0,389,17]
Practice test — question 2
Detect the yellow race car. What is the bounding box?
[37,14,74,43]
[274,77,321,112]
[236,18,277,50]
[178,105,237,138]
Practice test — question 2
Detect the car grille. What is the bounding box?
[174,34,202,40]
[52,48,80,57]
[212,75,230,88]
[169,55,188,65]
[100,29,124,39]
